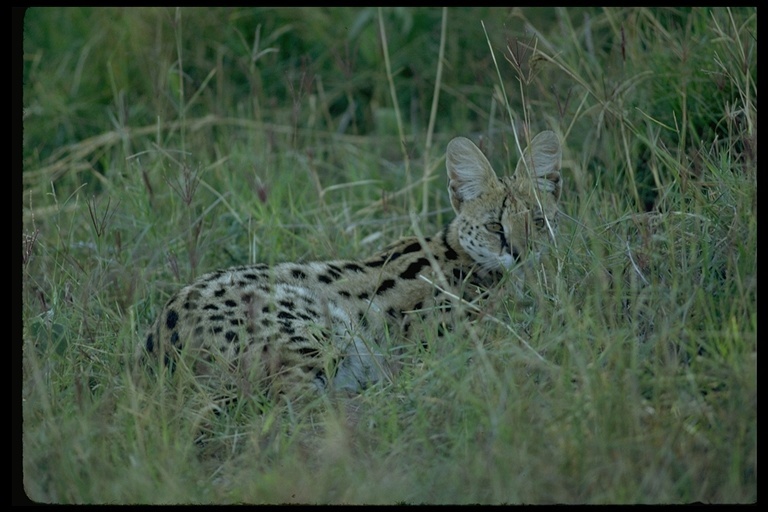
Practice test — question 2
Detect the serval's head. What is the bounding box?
[445,131,562,276]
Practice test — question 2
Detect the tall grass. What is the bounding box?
[21,7,755,504]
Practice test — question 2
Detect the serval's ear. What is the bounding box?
[514,130,562,201]
[446,137,498,213]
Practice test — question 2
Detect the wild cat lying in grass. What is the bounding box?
[139,131,562,401]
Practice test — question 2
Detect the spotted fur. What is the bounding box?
[139,132,562,399]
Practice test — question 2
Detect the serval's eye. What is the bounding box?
[485,222,503,234]
[533,216,546,230]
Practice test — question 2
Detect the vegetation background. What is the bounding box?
[20,7,756,504]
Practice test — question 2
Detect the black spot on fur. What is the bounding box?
[203,270,224,282]
[295,346,320,357]
[344,263,364,273]
[183,301,195,310]
[358,292,370,300]
[365,257,386,268]
[327,265,343,279]
[242,273,260,280]
[145,334,154,352]
[166,310,179,330]
[241,293,253,304]
[230,318,244,326]
[225,331,238,343]
[209,314,225,322]
[375,279,396,295]
[203,304,219,311]
[292,269,307,280]
[170,331,179,346]
[442,227,459,260]
[399,257,430,280]
[214,288,226,297]
[225,299,237,308]
[212,326,223,334]
[278,311,297,320]
[338,290,351,298]
[402,241,422,254]
[318,274,333,284]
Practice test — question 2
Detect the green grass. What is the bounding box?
[21,7,756,504]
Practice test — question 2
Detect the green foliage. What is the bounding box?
[22,7,755,504]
